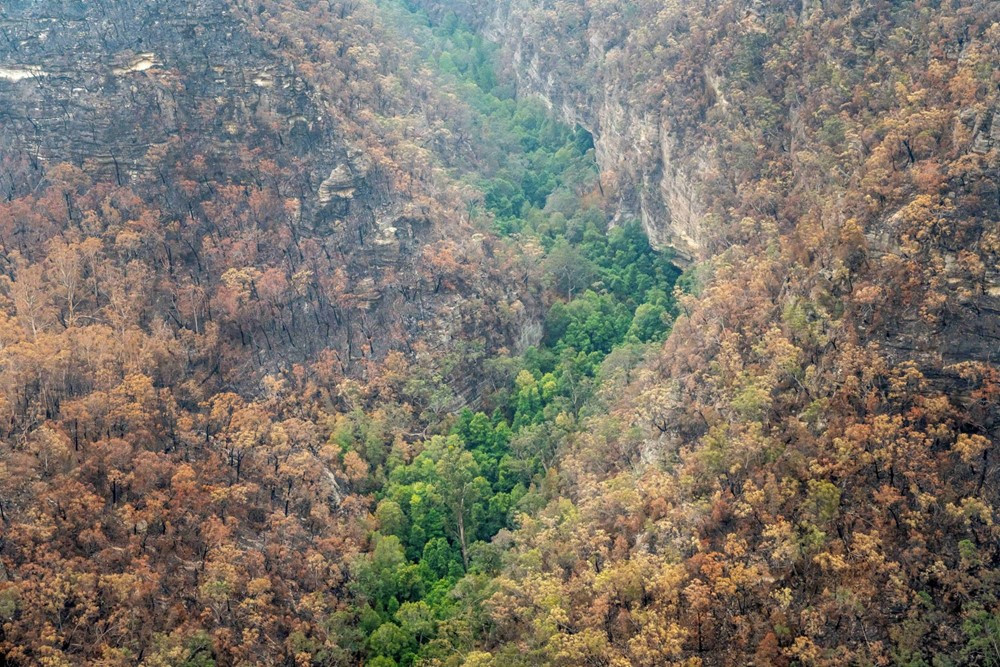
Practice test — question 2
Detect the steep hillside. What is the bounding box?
[0,0,547,662]
[412,0,1000,398]
[0,0,540,381]
[0,0,681,664]
[406,0,1000,665]
[1,0,999,665]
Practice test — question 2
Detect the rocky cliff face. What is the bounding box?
[410,0,712,263]
[394,3,1000,661]
[414,0,1000,382]
[0,0,542,387]
[490,2,713,264]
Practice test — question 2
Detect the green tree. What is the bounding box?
[544,237,597,299]
[627,302,669,342]
[368,622,411,660]
[426,435,491,569]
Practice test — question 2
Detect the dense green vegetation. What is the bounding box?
[343,4,681,664]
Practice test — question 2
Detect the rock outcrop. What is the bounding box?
[412,0,1000,386]
[410,0,711,263]
[0,0,543,384]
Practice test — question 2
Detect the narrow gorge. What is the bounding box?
[1,1,999,666]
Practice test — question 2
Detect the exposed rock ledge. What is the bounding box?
[318,164,358,205]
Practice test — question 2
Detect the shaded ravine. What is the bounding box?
[337,3,684,665]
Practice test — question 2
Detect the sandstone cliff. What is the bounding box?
[412,0,1000,383]
[397,3,1000,660]
[0,0,542,389]
[409,0,713,263]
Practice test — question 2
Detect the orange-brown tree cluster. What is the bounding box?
[0,0,541,664]
[410,0,1000,665]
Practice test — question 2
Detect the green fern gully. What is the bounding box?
[343,3,683,666]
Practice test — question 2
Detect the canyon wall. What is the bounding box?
[411,0,716,263]
[413,0,1000,381]
[0,0,542,387]
[394,3,1000,660]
